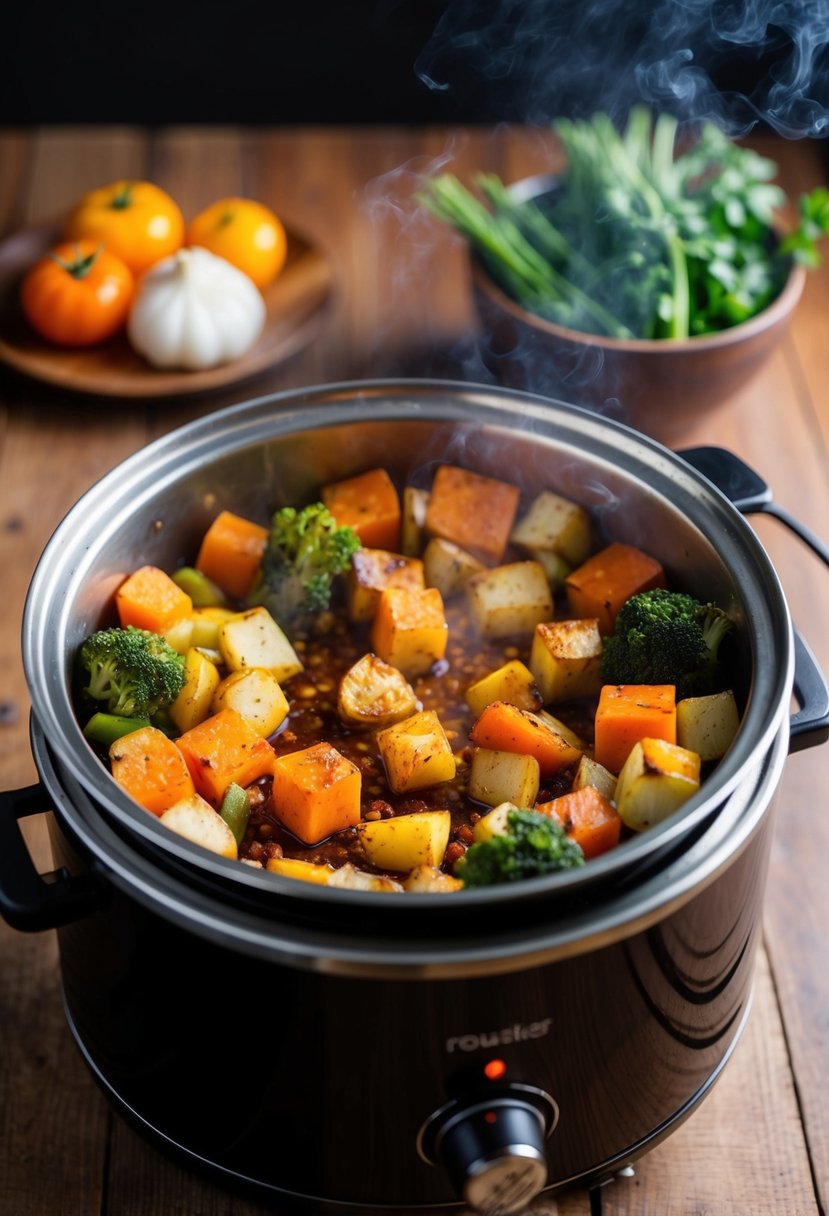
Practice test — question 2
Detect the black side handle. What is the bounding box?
[790,631,829,751]
[0,784,103,932]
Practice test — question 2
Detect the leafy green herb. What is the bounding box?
[419,109,829,340]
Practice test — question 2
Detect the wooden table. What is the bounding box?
[1,126,827,1216]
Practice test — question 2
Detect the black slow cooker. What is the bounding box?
[2,382,828,1215]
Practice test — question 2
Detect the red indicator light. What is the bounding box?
[484,1111,497,1125]
[484,1058,507,1081]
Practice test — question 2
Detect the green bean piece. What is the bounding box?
[172,566,227,607]
[220,783,251,846]
[83,712,152,748]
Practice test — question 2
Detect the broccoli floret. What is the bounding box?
[79,626,185,719]
[601,588,733,699]
[250,502,361,635]
[456,808,584,887]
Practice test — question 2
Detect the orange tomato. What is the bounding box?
[64,180,184,276]
[186,197,287,289]
[20,240,134,347]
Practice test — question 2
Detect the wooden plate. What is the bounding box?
[0,225,336,397]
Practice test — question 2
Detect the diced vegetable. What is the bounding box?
[403,865,463,893]
[466,561,554,639]
[171,566,227,607]
[195,510,269,600]
[532,549,572,592]
[469,702,582,777]
[376,710,457,794]
[594,684,677,774]
[176,708,276,805]
[510,490,592,566]
[356,810,451,871]
[190,606,237,650]
[272,742,362,845]
[109,725,195,815]
[370,586,448,678]
[266,857,335,885]
[676,689,740,761]
[347,548,425,622]
[337,653,417,729]
[160,793,239,858]
[538,787,622,859]
[401,486,429,556]
[565,543,667,636]
[163,617,195,654]
[422,537,485,599]
[468,747,541,808]
[530,618,604,702]
[472,801,516,843]
[425,465,520,564]
[218,607,303,683]
[211,667,290,737]
[326,864,404,893]
[218,782,251,846]
[321,467,401,550]
[538,710,588,752]
[115,565,194,634]
[615,738,701,831]
[465,659,542,717]
[572,754,617,801]
[170,647,222,734]
[83,712,152,748]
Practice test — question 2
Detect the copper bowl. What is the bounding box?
[471,175,807,447]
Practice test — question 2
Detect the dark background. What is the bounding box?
[2,0,827,135]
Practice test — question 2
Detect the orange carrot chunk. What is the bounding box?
[469,701,582,778]
[195,510,269,600]
[425,465,521,564]
[565,542,666,636]
[371,585,448,678]
[321,468,401,550]
[272,742,362,845]
[537,787,622,859]
[115,565,194,634]
[176,707,276,805]
[109,725,195,816]
[594,684,676,774]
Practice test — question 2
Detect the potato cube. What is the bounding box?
[163,617,195,655]
[170,647,222,734]
[530,618,603,703]
[425,465,520,564]
[403,865,463,893]
[530,549,572,592]
[510,490,593,566]
[337,653,417,729]
[677,690,740,761]
[160,793,238,859]
[468,748,541,808]
[347,549,425,622]
[615,738,701,831]
[572,754,617,801]
[218,606,303,683]
[465,660,542,717]
[423,537,485,599]
[190,606,237,650]
[471,801,517,843]
[376,710,456,794]
[211,667,290,738]
[466,562,554,639]
[326,864,404,893]
[371,586,448,678]
[401,486,429,557]
[357,810,451,872]
[272,742,362,844]
[537,710,588,752]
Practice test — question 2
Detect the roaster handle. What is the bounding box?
[0,783,102,931]
[679,445,829,751]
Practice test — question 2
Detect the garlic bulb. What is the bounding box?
[127,246,266,371]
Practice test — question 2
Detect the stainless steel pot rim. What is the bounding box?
[22,378,794,908]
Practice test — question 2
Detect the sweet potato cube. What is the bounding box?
[272,742,361,845]
[469,702,582,778]
[565,543,666,636]
[466,561,554,639]
[218,606,303,683]
[371,586,448,678]
[159,793,238,859]
[468,747,541,808]
[109,726,195,816]
[594,684,676,775]
[347,549,425,622]
[422,537,485,599]
[195,510,269,600]
[176,708,276,805]
[530,618,604,703]
[615,738,701,831]
[116,565,193,634]
[425,465,520,564]
[322,467,401,550]
[376,710,456,794]
[538,787,622,859]
[465,660,542,717]
[510,490,592,566]
[356,810,451,871]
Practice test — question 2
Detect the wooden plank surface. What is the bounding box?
[0,125,827,1216]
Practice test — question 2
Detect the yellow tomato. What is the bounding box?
[186,197,287,290]
[20,240,134,347]
[64,180,184,276]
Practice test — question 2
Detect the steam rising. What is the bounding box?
[415,0,829,138]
